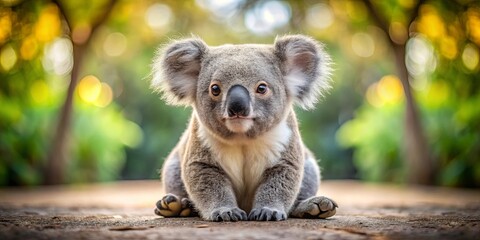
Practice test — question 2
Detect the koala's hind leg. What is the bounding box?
[290,156,338,219]
[155,151,198,217]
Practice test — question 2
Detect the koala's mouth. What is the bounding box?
[223,117,254,133]
[224,116,253,120]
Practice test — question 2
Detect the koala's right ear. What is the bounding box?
[151,38,208,106]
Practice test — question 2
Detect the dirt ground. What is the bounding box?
[1,180,479,240]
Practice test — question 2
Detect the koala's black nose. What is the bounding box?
[226,85,251,117]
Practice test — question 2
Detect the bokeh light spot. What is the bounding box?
[196,0,244,19]
[72,23,92,45]
[462,43,479,71]
[20,35,39,60]
[103,32,127,57]
[466,7,480,46]
[0,9,12,44]
[245,1,291,35]
[440,36,457,60]
[34,4,61,43]
[410,76,429,92]
[93,83,113,108]
[78,75,114,108]
[145,3,173,30]
[351,32,375,58]
[78,75,102,103]
[306,3,334,30]
[42,38,73,75]
[398,0,416,8]
[417,5,445,40]
[366,75,404,107]
[377,75,404,104]
[406,36,436,77]
[0,44,17,71]
[389,21,408,44]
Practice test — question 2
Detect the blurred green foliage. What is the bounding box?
[337,101,405,183]
[0,0,479,187]
[337,1,480,187]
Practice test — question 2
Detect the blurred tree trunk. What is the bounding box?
[44,0,116,185]
[362,0,433,185]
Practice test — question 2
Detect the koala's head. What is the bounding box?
[152,35,331,140]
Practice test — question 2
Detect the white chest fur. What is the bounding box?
[197,120,292,211]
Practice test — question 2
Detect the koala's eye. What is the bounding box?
[210,84,221,96]
[256,83,268,94]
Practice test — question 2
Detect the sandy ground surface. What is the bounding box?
[1,180,479,240]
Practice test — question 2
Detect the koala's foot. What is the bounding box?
[290,196,338,219]
[248,207,287,221]
[154,193,198,217]
[209,207,248,222]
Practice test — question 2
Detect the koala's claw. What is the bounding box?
[154,193,198,217]
[248,207,287,221]
[210,207,247,222]
[291,196,338,219]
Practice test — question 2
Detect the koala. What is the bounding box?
[151,35,337,221]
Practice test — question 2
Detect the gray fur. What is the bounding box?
[152,35,336,221]
[161,150,188,198]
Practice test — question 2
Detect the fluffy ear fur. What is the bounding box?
[151,38,208,106]
[274,35,332,110]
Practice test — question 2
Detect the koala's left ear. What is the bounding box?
[274,35,332,109]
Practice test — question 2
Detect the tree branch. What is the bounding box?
[361,0,389,34]
[87,0,117,44]
[52,0,72,32]
[407,0,427,26]
[45,0,117,184]
[53,0,117,44]
[361,0,426,45]
[361,0,433,185]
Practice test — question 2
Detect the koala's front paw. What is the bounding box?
[248,207,287,221]
[209,207,247,222]
[291,196,338,219]
[154,193,198,217]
